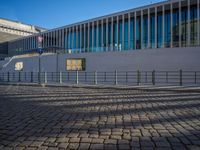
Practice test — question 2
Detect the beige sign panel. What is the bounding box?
[15,62,23,71]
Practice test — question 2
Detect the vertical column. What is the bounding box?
[55,31,57,48]
[188,0,191,46]
[179,1,182,47]
[59,30,62,48]
[75,25,78,53]
[69,28,71,53]
[88,23,90,52]
[65,28,67,51]
[197,0,200,46]
[171,3,173,48]
[84,24,86,52]
[50,32,52,47]
[52,31,54,47]
[106,18,109,51]
[80,25,82,53]
[141,10,143,49]
[72,27,75,53]
[148,8,150,48]
[122,14,125,50]
[92,22,94,52]
[162,5,165,48]
[128,13,131,50]
[62,29,65,49]
[155,7,157,48]
[101,19,104,51]
[96,21,99,51]
[117,16,119,51]
[111,17,114,51]
[134,12,137,49]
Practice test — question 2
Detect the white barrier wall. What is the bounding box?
[0,47,200,73]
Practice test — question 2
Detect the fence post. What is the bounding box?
[104,72,106,82]
[13,72,15,82]
[85,72,87,82]
[7,72,10,82]
[44,72,47,84]
[152,70,155,85]
[59,71,62,84]
[166,71,168,83]
[126,72,128,84]
[94,71,97,85]
[38,72,40,84]
[115,70,118,85]
[137,70,141,86]
[31,72,33,82]
[179,69,182,86]
[24,72,26,81]
[19,72,21,82]
[2,73,4,81]
[195,72,197,84]
[76,70,79,84]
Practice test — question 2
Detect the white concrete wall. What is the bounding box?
[0,47,200,73]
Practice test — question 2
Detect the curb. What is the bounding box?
[0,82,200,93]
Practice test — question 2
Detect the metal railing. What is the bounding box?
[0,70,200,86]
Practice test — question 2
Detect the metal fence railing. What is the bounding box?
[0,70,200,86]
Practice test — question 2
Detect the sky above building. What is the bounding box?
[0,0,165,29]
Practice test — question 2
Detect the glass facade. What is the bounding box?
[124,18,129,50]
[142,15,148,49]
[7,0,200,56]
[130,16,135,49]
[165,11,171,48]
[157,13,163,48]
[136,16,141,49]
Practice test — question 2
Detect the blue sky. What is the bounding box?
[0,0,165,29]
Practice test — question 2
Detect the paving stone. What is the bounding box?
[0,85,200,149]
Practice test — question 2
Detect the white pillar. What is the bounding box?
[84,24,86,52]
[59,30,61,47]
[92,22,94,52]
[141,10,143,49]
[134,12,137,49]
[101,19,104,51]
[128,13,131,50]
[61,29,64,49]
[111,17,114,51]
[76,26,79,53]
[197,0,200,46]
[80,25,82,53]
[117,16,119,51]
[96,21,99,51]
[179,1,182,47]
[162,5,165,48]
[88,23,90,52]
[122,15,125,50]
[65,28,67,51]
[106,18,109,51]
[188,0,191,47]
[170,3,173,48]
[148,9,150,49]
[72,27,74,53]
[155,7,157,48]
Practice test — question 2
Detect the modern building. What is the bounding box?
[0,18,46,59]
[0,0,200,72]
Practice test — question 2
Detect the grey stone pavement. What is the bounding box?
[0,85,200,150]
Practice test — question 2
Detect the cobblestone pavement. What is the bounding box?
[0,85,200,150]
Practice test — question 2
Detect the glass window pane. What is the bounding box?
[136,16,141,49]
[124,18,129,50]
[164,12,171,48]
[142,15,148,49]
[130,16,135,49]
[157,13,163,48]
